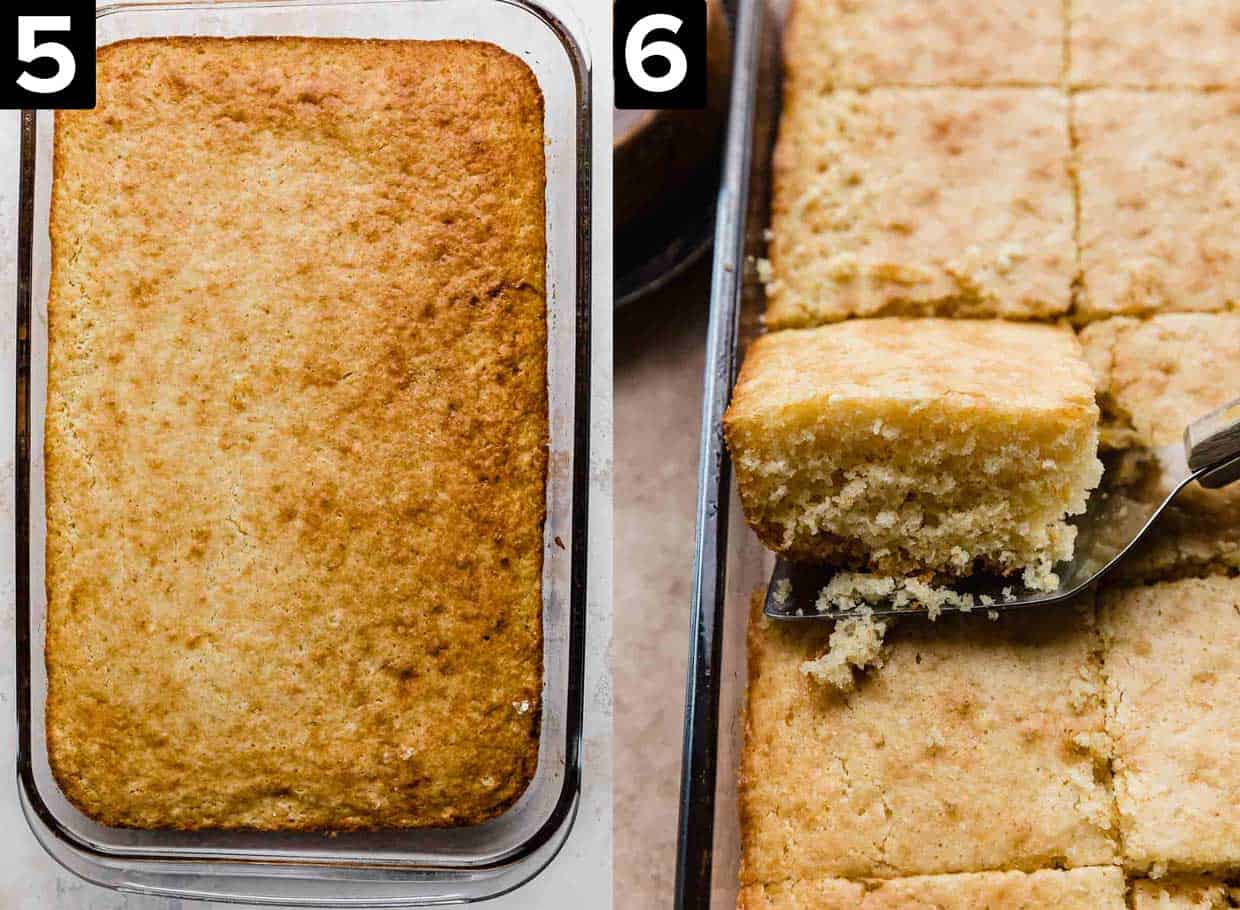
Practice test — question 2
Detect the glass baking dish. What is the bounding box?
[14,0,593,905]
[673,0,784,907]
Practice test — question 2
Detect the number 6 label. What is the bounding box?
[3,9,95,109]
[615,0,706,110]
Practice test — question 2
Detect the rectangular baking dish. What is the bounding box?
[14,0,593,905]
[674,0,779,907]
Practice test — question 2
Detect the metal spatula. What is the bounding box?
[764,397,1240,621]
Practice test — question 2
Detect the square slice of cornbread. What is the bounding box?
[1070,0,1240,88]
[738,868,1127,910]
[1075,91,1240,321]
[1099,576,1240,873]
[766,89,1073,327]
[783,0,1063,91]
[1132,877,1235,909]
[1081,314,1240,582]
[1080,314,1240,450]
[739,594,1117,884]
[724,319,1101,585]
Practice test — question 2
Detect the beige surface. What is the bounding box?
[1080,313,1240,449]
[767,88,1073,327]
[1099,576,1240,873]
[740,594,1117,884]
[1131,876,1235,909]
[739,867,1127,909]
[1074,91,1240,321]
[1070,0,1240,88]
[614,270,710,907]
[725,319,1100,579]
[46,38,546,830]
[783,0,1063,90]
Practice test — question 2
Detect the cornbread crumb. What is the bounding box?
[767,89,1073,327]
[813,572,978,620]
[45,37,547,831]
[1131,876,1235,909]
[725,319,1101,582]
[738,866,1127,909]
[1070,0,1240,88]
[783,0,1064,91]
[800,607,888,692]
[1099,576,1240,873]
[741,593,1116,883]
[1074,91,1240,321]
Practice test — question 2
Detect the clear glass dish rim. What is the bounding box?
[13,0,594,898]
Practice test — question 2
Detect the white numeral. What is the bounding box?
[625,13,688,94]
[17,16,77,95]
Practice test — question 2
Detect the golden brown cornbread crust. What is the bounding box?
[766,88,1074,328]
[46,37,547,830]
[738,867,1128,910]
[739,594,1117,885]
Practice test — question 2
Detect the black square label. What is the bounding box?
[615,0,707,110]
[3,7,95,109]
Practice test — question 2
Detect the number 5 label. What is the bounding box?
[615,0,707,110]
[3,9,95,109]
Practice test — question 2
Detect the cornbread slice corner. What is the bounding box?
[739,593,1117,884]
[783,0,1063,91]
[1080,314,1240,582]
[1080,313,1240,450]
[739,867,1127,910]
[1070,0,1240,88]
[1099,576,1240,873]
[1075,91,1240,321]
[767,88,1073,328]
[724,319,1101,584]
[1131,876,1236,909]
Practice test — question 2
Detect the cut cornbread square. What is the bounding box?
[766,89,1073,328]
[1080,314,1240,450]
[1078,314,1239,582]
[1132,876,1235,909]
[739,594,1118,884]
[783,0,1063,91]
[1099,576,1240,873]
[1070,0,1240,88]
[738,867,1127,909]
[724,319,1101,585]
[1075,91,1240,321]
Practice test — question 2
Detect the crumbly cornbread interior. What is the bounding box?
[725,319,1101,587]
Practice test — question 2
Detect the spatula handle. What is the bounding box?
[1186,396,1240,490]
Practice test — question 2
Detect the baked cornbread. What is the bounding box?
[46,38,547,830]
[1080,314,1240,582]
[766,89,1073,328]
[739,594,1117,884]
[1132,877,1237,909]
[782,0,1063,91]
[1074,91,1240,321]
[1099,577,1240,873]
[1070,0,1240,89]
[738,867,1127,910]
[724,319,1102,586]
[1080,314,1240,451]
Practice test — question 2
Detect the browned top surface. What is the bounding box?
[45,36,548,830]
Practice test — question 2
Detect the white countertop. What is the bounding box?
[0,0,613,904]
